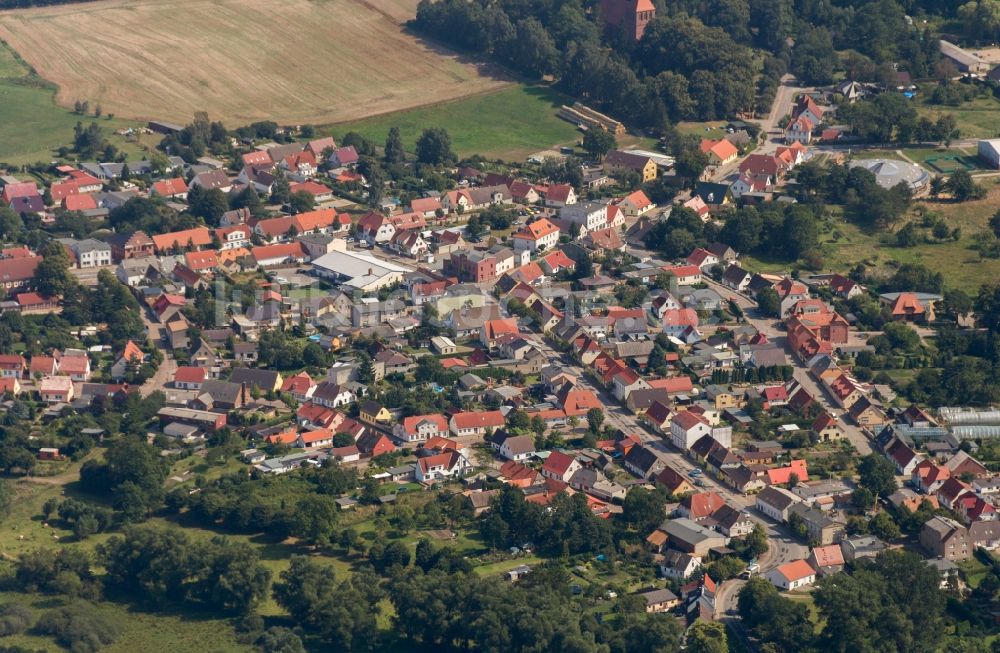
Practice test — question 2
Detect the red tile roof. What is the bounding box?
[242,150,273,166]
[174,366,207,383]
[152,227,213,252]
[682,491,726,519]
[120,340,144,364]
[152,177,188,197]
[451,411,505,430]
[673,410,707,431]
[766,460,808,485]
[251,242,307,263]
[184,250,219,271]
[400,414,448,436]
[0,255,41,284]
[811,544,845,568]
[541,451,577,477]
[776,559,816,583]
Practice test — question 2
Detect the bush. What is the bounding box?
[35,605,120,653]
[256,627,306,653]
[0,604,33,636]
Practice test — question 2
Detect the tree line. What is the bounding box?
[414,0,762,128]
[415,0,954,133]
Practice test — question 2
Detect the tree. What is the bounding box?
[101,526,269,613]
[857,453,897,499]
[852,487,875,512]
[384,127,405,165]
[35,241,74,297]
[331,432,355,448]
[188,186,228,224]
[289,190,316,214]
[416,128,455,166]
[230,185,262,214]
[931,221,950,240]
[270,168,291,205]
[757,286,780,317]
[511,17,559,77]
[706,555,746,582]
[290,496,339,547]
[583,128,617,160]
[675,147,710,182]
[80,437,168,519]
[35,604,120,653]
[947,169,985,202]
[687,621,729,653]
[256,627,307,653]
[743,523,769,558]
[869,511,901,540]
[738,576,814,652]
[621,487,666,533]
[273,555,339,624]
[942,288,973,320]
[990,209,1000,239]
[0,479,11,517]
[977,283,1000,332]
[586,407,604,434]
[813,550,946,653]
[930,175,945,198]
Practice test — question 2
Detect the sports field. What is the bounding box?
[0,0,509,125]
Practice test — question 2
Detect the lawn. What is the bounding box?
[958,557,991,589]
[0,40,143,165]
[915,94,1000,140]
[677,121,729,141]
[326,84,584,161]
[849,149,907,161]
[743,181,1000,294]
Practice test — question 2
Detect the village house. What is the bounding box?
[920,516,972,561]
[636,588,680,614]
[756,486,802,522]
[497,433,536,462]
[700,138,739,166]
[604,150,657,182]
[415,451,473,482]
[766,559,816,591]
[512,218,560,253]
[392,414,448,442]
[39,376,74,403]
[450,410,506,437]
[540,451,582,482]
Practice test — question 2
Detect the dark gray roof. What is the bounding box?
[757,486,799,511]
[637,588,678,605]
[229,367,281,390]
[199,380,244,404]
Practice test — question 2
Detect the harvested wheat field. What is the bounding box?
[0,0,509,125]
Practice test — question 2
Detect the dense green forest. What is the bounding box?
[415,0,941,130]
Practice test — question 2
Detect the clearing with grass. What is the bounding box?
[329,85,586,160]
[0,40,143,164]
[744,180,1000,294]
[0,0,509,126]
